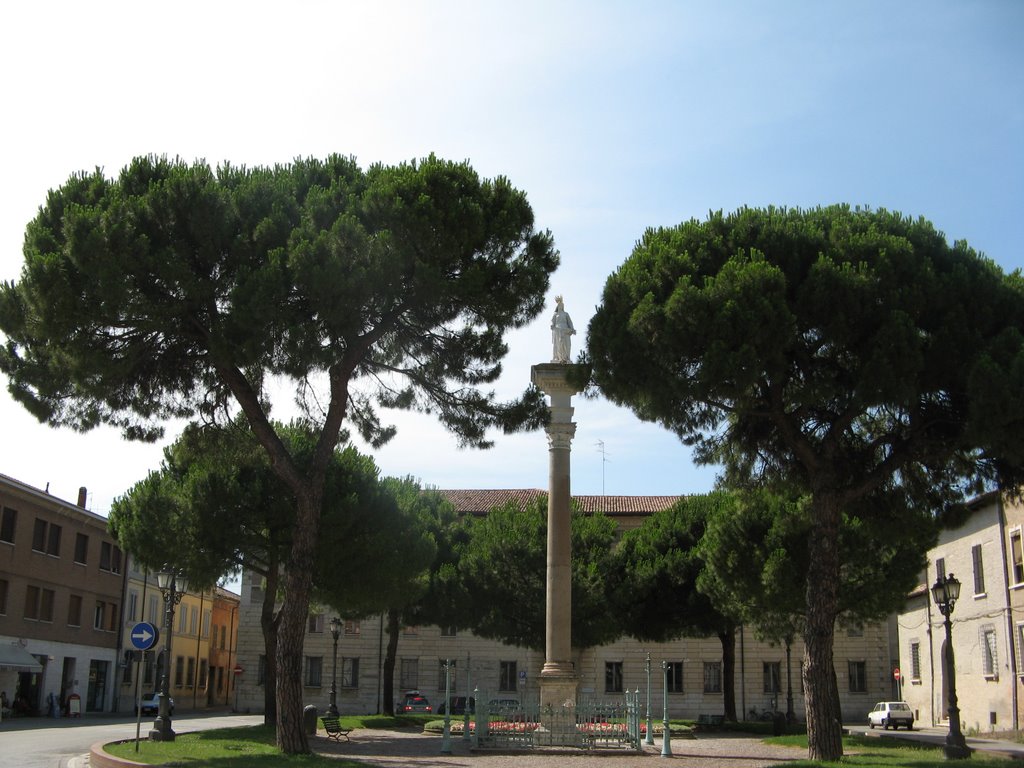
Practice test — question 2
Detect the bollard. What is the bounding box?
[303,704,318,735]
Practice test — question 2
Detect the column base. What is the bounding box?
[539,666,578,712]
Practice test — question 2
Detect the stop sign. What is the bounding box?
[893,668,901,680]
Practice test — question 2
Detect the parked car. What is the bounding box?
[867,701,913,730]
[487,698,520,713]
[138,692,174,716]
[397,691,432,714]
[437,696,475,715]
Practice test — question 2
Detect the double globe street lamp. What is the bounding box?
[149,568,189,742]
[931,573,970,760]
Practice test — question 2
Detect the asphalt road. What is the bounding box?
[0,711,263,768]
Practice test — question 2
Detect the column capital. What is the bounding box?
[545,421,577,450]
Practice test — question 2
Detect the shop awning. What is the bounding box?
[0,644,43,672]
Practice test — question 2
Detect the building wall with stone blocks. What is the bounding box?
[234,566,897,721]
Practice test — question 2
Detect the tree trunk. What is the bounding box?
[802,493,844,761]
[719,628,738,721]
[382,609,401,716]
[259,562,281,726]
[275,491,322,754]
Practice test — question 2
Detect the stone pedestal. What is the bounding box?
[531,363,584,714]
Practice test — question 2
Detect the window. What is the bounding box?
[703,662,722,693]
[342,657,359,688]
[217,666,225,694]
[186,657,196,688]
[308,613,324,633]
[148,594,160,625]
[605,661,624,694]
[848,661,867,692]
[666,661,684,694]
[25,585,55,621]
[441,625,457,637]
[126,590,138,623]
[403,625,419,636]
[199,659,208,689]
[68,594,83,626]
[94,600,117,631]
[202,610,211,638]
[983,628,998,677]
[305,656,323,687]
[123,652,133,684]
[32,518,61,556]
[144,653,155,685]
[74,533,89,564]
[344,620,360,636]
[910,641,921,680]
[220,625,227,650]
[175,656,185,687]
[400,658,419,689]
[99,541,122,573]
[935,557,946,581]
[1012,530,1024,585]
[189,606,198,636]
[177,604,188,633]
[0,579,7,615]
[973,544,986,595]
[257,655,266,686]
[499,661,518,692]
[0,506,16,543]
[438,658,456,690]
[764,662,781,694]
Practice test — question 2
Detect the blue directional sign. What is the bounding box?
[129,621,160,651]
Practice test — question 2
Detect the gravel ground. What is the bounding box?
[314,727,805,767]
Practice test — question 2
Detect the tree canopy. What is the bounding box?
[454,496,620,651]
[586,205,1024,760]
[607,493,739,720]
[0,153,557,753]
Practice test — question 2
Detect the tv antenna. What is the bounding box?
[595,440,611,497]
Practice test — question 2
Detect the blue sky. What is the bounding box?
[0,1,1021,515]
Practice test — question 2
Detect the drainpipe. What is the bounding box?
[996,489,1019,729]
[739,625,746,720]
[194,591,204,710]
[926,571,937,726]
[112,547,130,713]
[227,603,237,708]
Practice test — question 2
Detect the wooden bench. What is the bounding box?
[696,713,725,731]
[321,716,352,742]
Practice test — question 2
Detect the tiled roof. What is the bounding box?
[438,489,683,516]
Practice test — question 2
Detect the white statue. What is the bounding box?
[550,295,575,363]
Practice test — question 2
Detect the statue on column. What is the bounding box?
[550,295,575,364]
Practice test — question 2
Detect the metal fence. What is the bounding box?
[471,690,642,751]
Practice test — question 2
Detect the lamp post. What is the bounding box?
[328,617,341,717]
[440,658,452,754]
[660,660,672,757]
[149,568,188,742]
[644,652,654,745]
[931,573,970,760]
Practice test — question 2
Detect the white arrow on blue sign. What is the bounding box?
[129,621,160,651]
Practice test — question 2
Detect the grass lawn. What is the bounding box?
[103,715,433,766]
[771,734,1024,767]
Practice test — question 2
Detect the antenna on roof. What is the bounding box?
[595,440,610,497]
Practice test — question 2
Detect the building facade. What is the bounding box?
[116,562,240,714]
[233,490,899,722]
[0,474,125,716]
[898,490,1023,733]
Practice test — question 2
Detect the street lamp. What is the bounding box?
[931,573,970,760]
[149,568,188,742]
[328,617,341,716]
[644,653,654,745]
[660,660,672,758]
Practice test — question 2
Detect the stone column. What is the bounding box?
[531,363,583,713]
